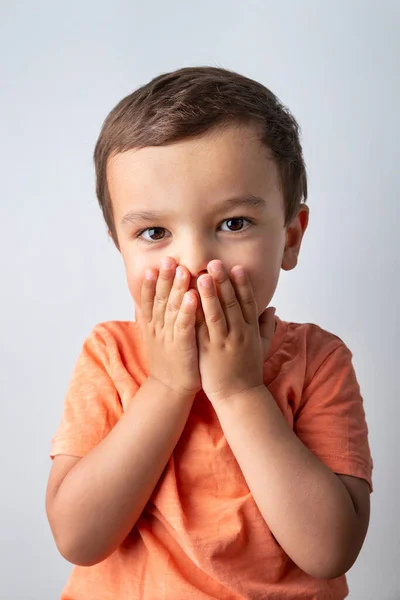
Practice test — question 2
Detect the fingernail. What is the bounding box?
[176,266,185,278]
[209,262,223,273]
[161,258,173,269]
[200,276,212,287]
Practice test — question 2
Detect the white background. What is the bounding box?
[1,1,399,598]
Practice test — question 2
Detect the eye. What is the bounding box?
[135,217,254,244]
[136,227,167,243]
[219,217,252,232]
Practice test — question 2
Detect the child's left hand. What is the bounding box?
[194,260,276,405]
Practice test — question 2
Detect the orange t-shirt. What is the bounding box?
[50,314,373,600]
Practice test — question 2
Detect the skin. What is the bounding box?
[46,123,370,575]
[106,122,370,576]
[107,123,309,318]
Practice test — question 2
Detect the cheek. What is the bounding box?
[248,270,276,315]
[124,262,148,306]
[243,246,283,313]
[119,242,157,306]
[127,275,141,306]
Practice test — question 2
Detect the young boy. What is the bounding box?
[46,66,373,599]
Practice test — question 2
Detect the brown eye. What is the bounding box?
[226,218,244,231]
[148,228,165,240]
[138,227,166,242]
[220,217,252,232]
[136,217,254,245]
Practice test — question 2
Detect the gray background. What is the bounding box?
[1,1,399,598]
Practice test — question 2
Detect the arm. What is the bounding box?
[46,377,195,567]
[212,385,370,580]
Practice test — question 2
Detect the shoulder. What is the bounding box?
[86,320,142,353]
[84,320,147,379]
[285,318,345,349]
[276,316,354,386]
[90,319,138,340]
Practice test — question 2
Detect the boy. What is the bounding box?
[46,66,373,599]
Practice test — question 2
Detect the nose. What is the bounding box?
[189,270,208,291]
[188,261,211,290]
[174,239,216,290]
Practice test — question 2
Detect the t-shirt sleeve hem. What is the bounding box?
[316,453,373,492]
[50,436,101,460]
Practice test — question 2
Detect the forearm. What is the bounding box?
[52,377,195,566]
[213,385,360,579]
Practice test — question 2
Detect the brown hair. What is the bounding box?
[94,65,308,250]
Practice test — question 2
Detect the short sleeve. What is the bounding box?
[294,342,373,491]
[50,325,123,459]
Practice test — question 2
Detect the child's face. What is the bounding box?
[107,123,308,317]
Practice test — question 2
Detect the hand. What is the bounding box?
[195,260,276,405]
[135,258,202,398]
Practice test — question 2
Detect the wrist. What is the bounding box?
[208,383,267,407]
[146,376,197,403]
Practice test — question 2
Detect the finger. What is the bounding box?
[164,265,191,331]
[197,273,227,341]
[259,307,277,361]
[193,288,208,346]
[194,289,206,328]
[230,266,258,325]
[140,269,158,323]
[152,258,177,327]
[258,306,276,331]
[207,260,244,331]
[174,289,198,337]
[134,303,144,326]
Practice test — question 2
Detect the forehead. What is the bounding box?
[107,124,282,219]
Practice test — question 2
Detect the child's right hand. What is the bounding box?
[135,258,202,398]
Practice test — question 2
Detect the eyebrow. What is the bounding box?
[120,194,267,226]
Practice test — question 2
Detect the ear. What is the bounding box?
[281,204,309,271]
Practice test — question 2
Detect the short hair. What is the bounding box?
[94,65,308,249]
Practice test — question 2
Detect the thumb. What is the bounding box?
[258,306,276,338]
